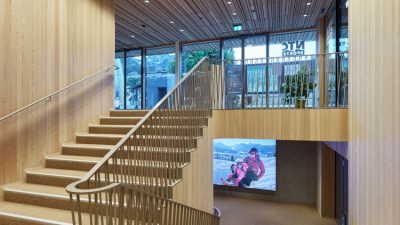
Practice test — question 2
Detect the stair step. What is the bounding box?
[75,132,124,145]
[136,126,204,137]
[3,181,177,212]
[88,124,135,134]
[61,143,114,157]
[147,117,208,127]
[109,110,211,118]
[75,132,199,147]
[155,110,212,118]
[26,168,87,187]
[25,167,181,189]
[61,143,192,162]
[2,183,75,211]
[61,142,196,157]
[46,154,189,169]
[100,116,207,127]
[45,154,101,171]
[88,124,204,137]
[110,110,149,117]
[45,154,187,179]
[99,116,142,125]
[0,201,87,225]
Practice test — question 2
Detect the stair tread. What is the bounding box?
[25,167,181,185]
[2,182,69,198]
[26,167,87,178]
[45,154,102,163]
[100,116,142,119]
[46,154,189,168]
[76,132,201,140]
[62,142,114,149]
[110,110,149,112]
[0,201,83,224]
[75,132,125,138]
[62,142,197,152]
[88,124,136,128]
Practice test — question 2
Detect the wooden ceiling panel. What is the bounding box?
[115,0,333,50]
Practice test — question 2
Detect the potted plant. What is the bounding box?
[281,66,316,108]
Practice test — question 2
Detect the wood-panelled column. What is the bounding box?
[349,0,400,224]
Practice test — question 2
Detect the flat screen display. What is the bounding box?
[213,139,276,191]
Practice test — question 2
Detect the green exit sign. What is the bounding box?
[233,24,243,31]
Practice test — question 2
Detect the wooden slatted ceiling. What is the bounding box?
[115,0,333,50]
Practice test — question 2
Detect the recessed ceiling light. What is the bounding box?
[227,1,232,4]
[233,12,237,16]
[304,14,308,17]
[170,21,174,24]
[130,35,135,38]
[307,2,311,6]
[144,0,150,3]
[179,29,184,32]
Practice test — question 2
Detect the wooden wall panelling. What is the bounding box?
[209,109,348,142]
[0,0,115,187]
[349,0,400,224]
[172,124,214,213]
[317,143,336,218]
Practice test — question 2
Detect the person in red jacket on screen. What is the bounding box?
[238,147,265,188]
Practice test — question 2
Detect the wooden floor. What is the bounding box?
[214,195,337,225]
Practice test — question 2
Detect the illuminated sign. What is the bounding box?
[233,24,243,32]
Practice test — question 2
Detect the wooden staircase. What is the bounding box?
[0,109,208,225]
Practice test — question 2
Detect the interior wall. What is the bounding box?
[172,125,214,214]
[0,0,115,186]
[316,143,336,218]
[215,141,317,206]
[210,109,348,142]
[349,0,400,224]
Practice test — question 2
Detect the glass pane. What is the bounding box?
[339,0,349,107]
[126,50,142,109]
[114,52,125,109]
[222,38,242,62]
[268,31,318,108]
[145,46,176,109]
[244,36,267,108]
[181,41,220,76]
[269,31,317,57]
[222,39,243,109]
[244,36,266,59]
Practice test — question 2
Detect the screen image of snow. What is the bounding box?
[213,139,276,191]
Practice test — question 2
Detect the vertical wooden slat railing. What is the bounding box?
[66,58,220,225]
[210,52,348,109]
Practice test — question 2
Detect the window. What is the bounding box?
[222,38,242,61]
[244,36,267,59]
[244,36,267,108]
[222,39,243,109]
[145,46,176,109]
[126,50,142,109]
[269,31,317,58]
[268,31,318,108]
[114,51,125,109]
[181,41,220,76]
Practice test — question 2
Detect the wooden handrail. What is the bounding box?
[0,65,115,122]
[66,57,208,193]
[65,57,219,225]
